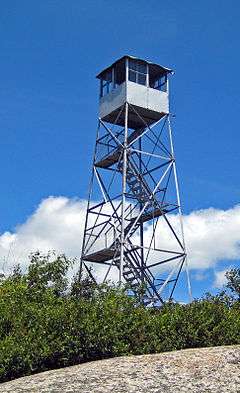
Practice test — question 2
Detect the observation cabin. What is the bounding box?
[97,55,173,129]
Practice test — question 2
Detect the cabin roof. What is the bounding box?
[96,55,173,79]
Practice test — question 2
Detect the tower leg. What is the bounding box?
[168,115,192,302]
[119,103,128,284]
[139,136,144,287]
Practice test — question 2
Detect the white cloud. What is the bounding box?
[213,268,229,288]
[0,197,87,274]
[184,205,240,269]
[193,271,209,282]
[0,197,240,282]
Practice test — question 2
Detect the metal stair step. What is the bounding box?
[132,185,142,193]
[126,276,138,283]
[130,282,140,289]
[127,174,135,181]
[123,270,133,276]
[128,179,139,187]
[136,193,148,201]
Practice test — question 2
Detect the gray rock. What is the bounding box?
[1,346,239,392]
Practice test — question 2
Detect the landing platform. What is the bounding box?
[83,248,119,262]
[95,128,148,168]
[134,207,168,223]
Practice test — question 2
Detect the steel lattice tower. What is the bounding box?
[80,55,191,305]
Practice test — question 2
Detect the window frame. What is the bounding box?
[100,69,114,97]
[128,60,147,86]
[150,74,167,92]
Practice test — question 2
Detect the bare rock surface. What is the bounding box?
[1,346,240,392]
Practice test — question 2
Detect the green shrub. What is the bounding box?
[0,252,239,383]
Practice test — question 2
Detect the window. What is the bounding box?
[149,74,167,92]
[115,60,125,86]
[100,70,114,97]
[100,62,127,97]
[128,60,147,86]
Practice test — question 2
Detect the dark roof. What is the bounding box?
[96,55,173,79]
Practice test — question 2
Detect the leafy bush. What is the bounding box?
[0,252,239,383]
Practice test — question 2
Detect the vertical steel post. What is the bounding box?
[139,136,144,285]
[119,58,129,284]
[79,121,100,279]
[119,101,128,283]
[168,115,192,302]
[146,63,149,87]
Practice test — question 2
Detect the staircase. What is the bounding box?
[83,129,171,304]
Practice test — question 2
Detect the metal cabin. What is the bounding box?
[97,55,172,129]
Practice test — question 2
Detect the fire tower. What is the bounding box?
[80,55,191,305]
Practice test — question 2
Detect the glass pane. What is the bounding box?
[102,84,108,96]
[104,70,112,82]
[154,79,160,89]
[115,65,125,85]
[159,75,167,91]
[138,73,146,85]
[129,59,137,71]
[161,82,167,92]
[109,81,113,92]
[138,62,147,74]
[129,70,137,82]
[149,79,155,88]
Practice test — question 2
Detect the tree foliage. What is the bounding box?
[0,252,239,383]
[226,268,240,299]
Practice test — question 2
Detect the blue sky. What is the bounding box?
[0,0,240,298]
